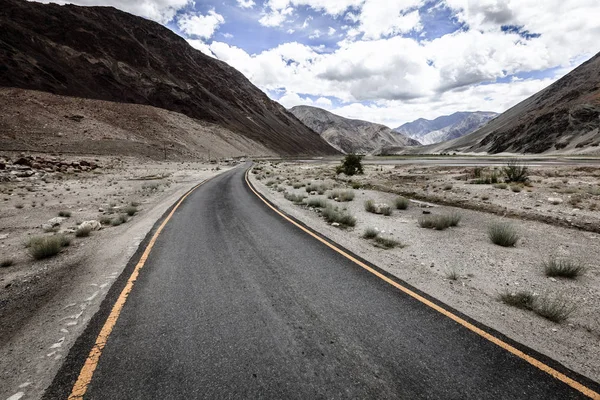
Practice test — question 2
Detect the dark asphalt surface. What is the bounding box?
[80,164,592,399]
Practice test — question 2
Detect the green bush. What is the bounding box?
[493,183,508,189]
[335,154,363,176]
[504,160,529,183]
[394,196,409,210]
[488,222,519,247]
[499,290,535,309]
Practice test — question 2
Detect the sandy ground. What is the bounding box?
[0,154,234,400]
[249,161,600,383]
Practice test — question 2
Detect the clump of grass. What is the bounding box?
[284,192,307,204]
[99,216,112,225]
[510,185,522,193]
[504,160,529,183]
[488,222,519,247]
[351,182,361,189]
[27,235,70,259]
[364,199,376,213]
[292,182,304,189]
[443,184,453,191]
[0,258,14,268]
[306,197,328,208]
[111,214,128,226]
[306,182,329,194]
[75,225,93,237]
[533,295,576,323]
[322,205,356,227]
[373,236,403,249]
[418,213,461,230]
[58,210,72,217]
[445,267,459,281]
[394,196,409,210]
[15,203,24,209]
[499,290,535,310]
[328,189,355,202]
[493,183,508,189]
[543,257,586,279]
[265,179,277,187]
[362,227,379,239]
[123,205,138,216]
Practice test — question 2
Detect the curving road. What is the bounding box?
[46,164,598,399]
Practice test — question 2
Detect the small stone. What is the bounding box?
[549,277,557,282]
[422,210,431,214]
[331,222,340,227]
[551,328,558,332]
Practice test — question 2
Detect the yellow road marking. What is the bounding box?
[245,169,600,400]
[68,174,219,399]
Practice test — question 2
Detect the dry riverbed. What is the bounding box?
[249,161,600,383]
[0,153,234,399]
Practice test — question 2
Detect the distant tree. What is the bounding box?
[336,154,364,176]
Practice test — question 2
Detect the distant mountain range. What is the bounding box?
[415,51,600,155]
[394,112,498,145]
[289,106,420,155]
[0,0,337,157]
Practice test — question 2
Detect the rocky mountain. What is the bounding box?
[289,106,420,155]
[424,52,600,154]
[394,112,498,145]
[0,0,336,156]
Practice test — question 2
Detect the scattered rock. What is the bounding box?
[48,217,66,226]
[548,197,563,205]
[422,210,431,214]
[78,220,102,231]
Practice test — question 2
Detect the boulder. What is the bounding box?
[48,217,66,226]
[78,220,102,231]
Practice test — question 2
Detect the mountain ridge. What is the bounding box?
[289,105,420,155]
[0,0,337,156]
[394,111,498,145]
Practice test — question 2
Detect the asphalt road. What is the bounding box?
[53,164,597,399]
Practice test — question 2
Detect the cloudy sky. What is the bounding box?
[38,0,600,128]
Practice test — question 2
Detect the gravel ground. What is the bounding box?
[250,161,600,383]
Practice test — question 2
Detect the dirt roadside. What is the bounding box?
[249,161,600,384]
[0,155,234,400]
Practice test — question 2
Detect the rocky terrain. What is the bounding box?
[0,0,336,156]
[249,161,600,383]
[418,52,600,155]
[0,88,276,160]
[394,111,498,145]
[290,105,420,154]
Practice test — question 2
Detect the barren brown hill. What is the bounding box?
[422,52,600,154]
[0,0,336,156]
[0,88,276,159]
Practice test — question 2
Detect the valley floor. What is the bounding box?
[250,161,600,383]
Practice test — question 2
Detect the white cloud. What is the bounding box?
[186,39,216,57]
[328,27,337,35]
[309,29,322,39]
[358,0,424,39]
[277,92,333,109]
[236,0,255,8]
[35,0,192,24]
[259,7,293,27]
[287,28,296,34]
[177,9,224,39]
